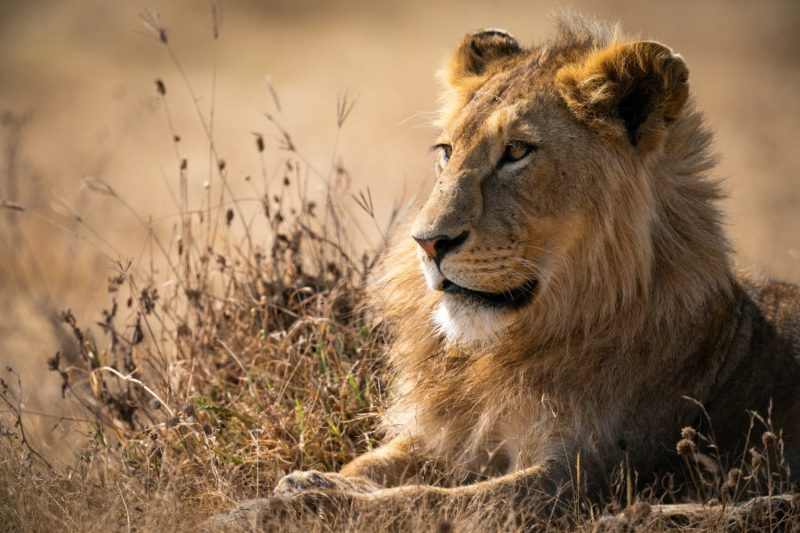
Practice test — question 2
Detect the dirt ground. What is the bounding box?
[1,0,798,456]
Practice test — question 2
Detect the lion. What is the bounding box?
[211,12,800,529]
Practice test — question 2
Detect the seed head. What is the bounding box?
[726,468,742,484]
[47,353,61,371]
[721,480,736,500]
[676,438,696,457]
[680,426,697,440]
[84,177,115,196]
[209,0,222,40]
[750,447,763,469]
[140,9,168,44]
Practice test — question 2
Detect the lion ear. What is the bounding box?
[555,41,689,150]
[445,29,523,88]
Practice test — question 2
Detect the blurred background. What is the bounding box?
[1,0,798,457]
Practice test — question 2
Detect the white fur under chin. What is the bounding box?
[419,251,513,346]
[433,297,512,346]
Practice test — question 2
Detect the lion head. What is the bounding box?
[379,15,730,349]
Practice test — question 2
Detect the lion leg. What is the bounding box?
[371,461,571,506]
[347,462,574,529]
[339,433,424,486]
[273,434,424,497]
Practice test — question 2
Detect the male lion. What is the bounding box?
[213,13,800,528]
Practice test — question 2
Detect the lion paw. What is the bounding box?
[274,470,380,497]
[273,470,345,497]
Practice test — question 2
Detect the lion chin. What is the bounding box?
[433,297,514,346]
[419,249,523,345]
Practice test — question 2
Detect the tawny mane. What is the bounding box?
[369,12,733,480]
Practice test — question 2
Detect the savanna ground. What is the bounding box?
[1,1,799,531]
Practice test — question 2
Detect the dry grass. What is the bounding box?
[1,11,393,530]
[1,6,799,532]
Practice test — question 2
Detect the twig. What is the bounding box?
[96,366,175,417]
[0,370,54,471]
[217,339,255,399]
[117,481,131,533]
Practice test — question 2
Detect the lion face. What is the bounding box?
[413,89,590,344]
[411,30,689,344]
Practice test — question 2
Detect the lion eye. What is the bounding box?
[499,141,534,166]
[432,143,452,165]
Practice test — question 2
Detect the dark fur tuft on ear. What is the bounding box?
[555,41,689,151]
[446,29,523,87]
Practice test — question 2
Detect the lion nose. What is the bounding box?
[412,231,469,262]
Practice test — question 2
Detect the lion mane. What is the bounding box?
[367,13,800,491]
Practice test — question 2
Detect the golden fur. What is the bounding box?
[215,14,800,526]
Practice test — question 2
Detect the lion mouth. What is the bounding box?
[441,278,538,308]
